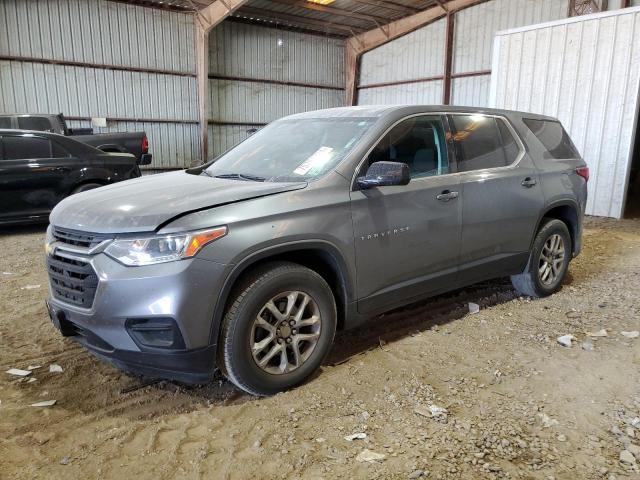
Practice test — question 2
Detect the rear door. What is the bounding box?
[451,113,545,283]
[350,114,463,314]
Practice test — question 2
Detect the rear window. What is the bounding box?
[17,116,53,132]
[523,118,580,159]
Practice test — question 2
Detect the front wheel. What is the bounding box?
[511,218,572,298]
[219,262,336,396]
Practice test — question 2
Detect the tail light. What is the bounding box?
[141,135,149,154]
[576,166,589,182]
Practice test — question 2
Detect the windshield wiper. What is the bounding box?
[213,173,266,182]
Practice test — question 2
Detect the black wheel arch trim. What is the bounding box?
[208,239,354,346]
[532,199,581,255]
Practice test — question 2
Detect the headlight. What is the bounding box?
[104,226,227,266]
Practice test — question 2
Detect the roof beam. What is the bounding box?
[195,0,247,164]
[347,0,487,55]
[197,0,246,31]
[345,0,489,106]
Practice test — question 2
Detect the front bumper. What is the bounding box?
[46,247,229,383]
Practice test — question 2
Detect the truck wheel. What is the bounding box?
[511,218,572,298]
[219,262,336,396]
[72,183,102,194]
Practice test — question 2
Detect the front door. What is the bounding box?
[350,114,463,315]
[449,114,545,283]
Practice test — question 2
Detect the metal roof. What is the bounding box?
[111,0,456,37]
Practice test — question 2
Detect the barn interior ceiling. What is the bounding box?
[112,0,457,37]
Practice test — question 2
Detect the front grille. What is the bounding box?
[52,227,109,249]
[47,253,98,308]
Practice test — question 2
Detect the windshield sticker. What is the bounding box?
[293,147,334,176]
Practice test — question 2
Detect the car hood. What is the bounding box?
[50,171,307,234]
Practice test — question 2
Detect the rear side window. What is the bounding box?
[450,115,520,172]
[3,136,52,160]
[17,116,52,132]
[523,118,580,159]
[0,117,12,128]
[51,140,71,158]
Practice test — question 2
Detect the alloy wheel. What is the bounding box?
[250,291,322,375]
[538,233,565,285]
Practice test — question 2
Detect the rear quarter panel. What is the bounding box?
[510,116,587,250]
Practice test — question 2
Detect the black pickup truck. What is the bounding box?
[0,113,151,165]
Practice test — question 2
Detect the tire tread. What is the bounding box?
[219,261,333,396]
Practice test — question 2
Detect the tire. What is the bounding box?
[219,262,337,396]
[72,183,102,195]
[511,218,572,298]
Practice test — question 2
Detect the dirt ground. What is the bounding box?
[1,218,639,480]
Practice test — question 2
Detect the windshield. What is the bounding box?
[204,117,375,182]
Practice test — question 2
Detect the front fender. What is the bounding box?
[207,239,354,346]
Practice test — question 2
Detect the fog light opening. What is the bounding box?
[126,318,186,350]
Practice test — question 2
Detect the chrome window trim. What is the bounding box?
[350,111,526,190]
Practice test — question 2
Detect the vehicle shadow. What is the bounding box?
[147,277,520,407]
[325,278,517,367]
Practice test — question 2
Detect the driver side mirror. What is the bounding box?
[357,161,410,189]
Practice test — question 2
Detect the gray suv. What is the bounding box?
[45,106,588,396]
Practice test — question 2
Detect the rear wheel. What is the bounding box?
[219,262,336,396]
[71,183,102,194]
[511,218,572,298]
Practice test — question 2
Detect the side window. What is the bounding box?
[366,115,449,179]
[17,116,53,132]
[3,136,52,160]
[497,119,520,165]
[51,140,71,158]
[523,118,580,159]
[0,117,12,128]
[450,115,520,172]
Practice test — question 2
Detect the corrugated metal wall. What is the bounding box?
[452,0,568,106]
[207,21,345,157]
[490,8,640,218]
[356,0,568,107]
[357,19,446,105]
[0,0,197,169]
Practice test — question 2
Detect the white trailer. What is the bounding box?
[489,7,640,218]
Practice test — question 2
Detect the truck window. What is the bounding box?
[366,115,449,178]
[3,136,52,160]
[450,115,519,171]
[17,116,53,132]
[0,117,12,128]
[523,118,580,159]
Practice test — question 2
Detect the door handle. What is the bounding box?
[436,190,459,202]
[521,177,537,188]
